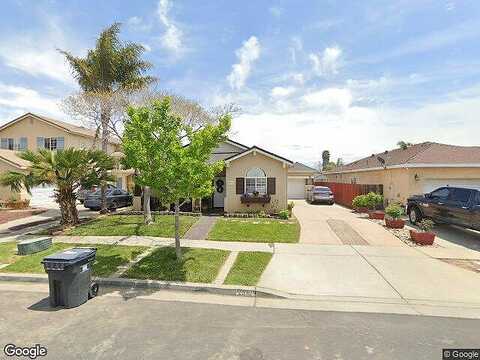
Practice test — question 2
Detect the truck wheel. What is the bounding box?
[408,206,422,225]
[89,282,99,299]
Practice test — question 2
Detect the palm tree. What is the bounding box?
[0,149,114,226]
[59,22,155,212]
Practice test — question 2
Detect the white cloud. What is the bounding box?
[141,43,152,52]
[224,83,480,166]
[157,0,184,55]
[302,88,352,112]
[270,86,296,98]
[127,16,152,31]
[227,36,261,90]
[309,46,342,77]
[0,83,64,119]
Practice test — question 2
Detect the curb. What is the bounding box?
[0,273,286,299]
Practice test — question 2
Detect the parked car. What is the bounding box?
[307,186,334,205]
[77,184,116,203]
[406,186,480,230]
[84,188,133,210]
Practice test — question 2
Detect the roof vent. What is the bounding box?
[384,150,388,154]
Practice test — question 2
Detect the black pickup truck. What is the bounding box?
[406,186,480,230]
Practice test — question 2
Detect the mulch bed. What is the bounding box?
[0,209,47,225]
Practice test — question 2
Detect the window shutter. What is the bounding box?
[267,178,276,195]
[57,137,65,150]
[0,138,7,149]
[236,177,244,194]
[37,137,44,149]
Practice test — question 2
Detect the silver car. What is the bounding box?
[84,188,133,210]
[307,186,334,205]
[77,184,116,203]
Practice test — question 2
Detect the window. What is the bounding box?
[450,188,473,204]
[38,137,64,150]
[430,187,450,200]
[245,167,267,194]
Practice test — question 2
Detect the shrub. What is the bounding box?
[385,203,404,219]
[419,219,434,232]
[278,209,289,220]
[352,195,368,209]
[365,192,383,210]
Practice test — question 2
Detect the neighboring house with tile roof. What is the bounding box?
[323,142,480,204]
[0,113,123,203]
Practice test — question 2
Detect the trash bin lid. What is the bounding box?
[42,247,96,264]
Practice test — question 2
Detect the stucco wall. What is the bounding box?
[0,161,29,201]
[0,115,118,153]
[325,167,480,204]
[225,152,288,213]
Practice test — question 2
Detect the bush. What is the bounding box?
[419,219,434,232]
[365,192,383,210]
[278,209,289,220]
[352,195,368,209]
[385,203,404,219]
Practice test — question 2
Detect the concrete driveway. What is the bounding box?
[292,200,404,246]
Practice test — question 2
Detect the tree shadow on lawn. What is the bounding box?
[93,248,144,277]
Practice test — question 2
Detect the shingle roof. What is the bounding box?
[0,149,30,169]
[328,142,480,173]
[290,162,318,173]
[0,113,120,144]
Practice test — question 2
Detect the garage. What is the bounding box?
[288,177,306,199]
[422,179,480,193]
[30,185,56,208]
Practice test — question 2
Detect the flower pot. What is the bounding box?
[385,218,405,229]
[368,211,385,220]
[409,230,435,245]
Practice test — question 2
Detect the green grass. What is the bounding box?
[123,247,229,283]
[65,215,198,237]
[207,218,300,243]
[1,243,147,277]
[224,251,273,286]
[0,242,19,264]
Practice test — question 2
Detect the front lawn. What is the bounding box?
[224,251,273,286]
[207,218,300,243]
[65,215,198,237]
[123,246,229,283]
[1,242,147,277]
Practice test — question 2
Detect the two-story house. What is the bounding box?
[0,112,124,204]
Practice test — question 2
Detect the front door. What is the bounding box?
[213,177,226,208]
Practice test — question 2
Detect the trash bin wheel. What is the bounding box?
[89,282,99,299]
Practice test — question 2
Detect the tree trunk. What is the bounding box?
[56,187,79,226]
[143,186,152,224]
[100,106,110,214]
[174,201,181,260]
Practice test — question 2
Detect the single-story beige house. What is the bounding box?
[324,142,480,204]
[194,139,317,213]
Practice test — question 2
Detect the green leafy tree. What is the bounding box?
[59,22,154,212]
[122,98,231,259]
[0,149,114,226]
[321,150,330,171]
[397,141,413,150]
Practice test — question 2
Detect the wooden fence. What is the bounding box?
[313,182,383,208]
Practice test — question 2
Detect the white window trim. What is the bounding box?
[245,168,267,194]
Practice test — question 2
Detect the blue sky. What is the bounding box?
[0,0,479,166]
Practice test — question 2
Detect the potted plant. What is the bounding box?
[384,203,405,229]
[365,192,384,219]
[352,195,369,213]
[410,219,435,245]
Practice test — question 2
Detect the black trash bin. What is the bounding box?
[42,247,98,308]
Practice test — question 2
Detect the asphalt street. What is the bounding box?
[1,288,479,360]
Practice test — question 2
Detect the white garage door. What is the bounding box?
[422,179,480,193]
[30,185,56,208]
[288,178,306,199]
